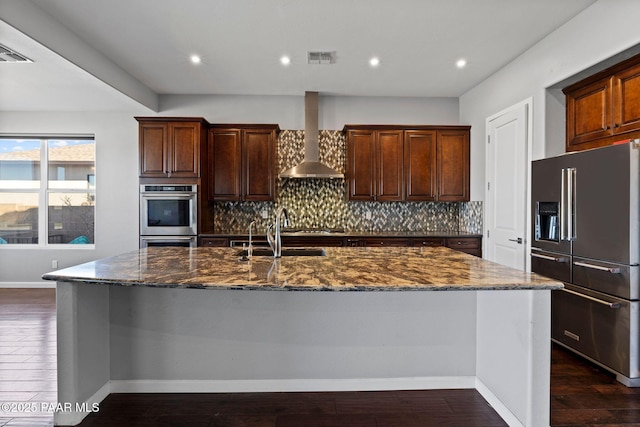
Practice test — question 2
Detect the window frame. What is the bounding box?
[0,135,96,249]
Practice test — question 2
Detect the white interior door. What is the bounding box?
[485,100,530,270]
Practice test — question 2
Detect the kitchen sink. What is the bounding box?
[236,248,326,257]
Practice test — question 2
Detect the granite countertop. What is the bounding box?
[42,246,562,292]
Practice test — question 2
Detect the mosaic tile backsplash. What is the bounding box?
[212,130,482,234]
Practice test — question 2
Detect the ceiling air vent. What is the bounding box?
[0,44,33,63]
[307,51,335,64]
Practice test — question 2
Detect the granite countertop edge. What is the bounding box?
[41,247,563,292]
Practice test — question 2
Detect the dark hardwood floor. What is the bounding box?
[2,289,640,426]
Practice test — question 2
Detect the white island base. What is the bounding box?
[55,284,551,426]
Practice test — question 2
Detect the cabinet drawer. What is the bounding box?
[411,238,445,247]
[362,238,411,247]
[199,237,229,247]
[446,237,480,249]
[283,237,345,247]
[530,249,571,283]
[552,284,637,378]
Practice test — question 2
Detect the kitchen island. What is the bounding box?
[44,246,562,426]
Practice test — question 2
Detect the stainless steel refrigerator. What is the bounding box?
[531,140,640,386]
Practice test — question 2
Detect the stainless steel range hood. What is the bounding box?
[280,92,344,179]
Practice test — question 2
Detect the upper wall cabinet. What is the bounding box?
[136,117,208,178]
[345,128,404,201]
[564,55,640,151]
[344,125,470,202]
[208,125,279,201]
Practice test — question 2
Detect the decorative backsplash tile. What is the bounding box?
[212,130,483,234]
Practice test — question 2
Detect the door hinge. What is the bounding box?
[487,135,491,144]
[487,229,490,238]
[487,182,490,191]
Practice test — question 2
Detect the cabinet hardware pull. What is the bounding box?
[531,253,567,263]
[561,288,621,309]
[573,261,621,274]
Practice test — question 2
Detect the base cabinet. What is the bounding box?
[199,235,482,256]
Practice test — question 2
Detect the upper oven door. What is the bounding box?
[140,192,197,236]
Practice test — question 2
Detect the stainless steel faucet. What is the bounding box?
[247,220,256,259]
[267,207,289,258]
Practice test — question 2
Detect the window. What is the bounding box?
[0,137,95,246]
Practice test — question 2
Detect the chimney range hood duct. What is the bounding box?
[279,92,344,179]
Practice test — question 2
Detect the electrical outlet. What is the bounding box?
[365,211,372,220]
[261,209,269,219]
[51,260,58,269]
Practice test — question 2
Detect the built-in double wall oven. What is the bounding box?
[139,184,197,248]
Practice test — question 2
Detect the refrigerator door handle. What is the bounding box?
[531,252,568,263]
[567,167,576,241]
[573,260,622,274]
[560,168,567,240]
[561,288,621,309]
[560,168,577,241]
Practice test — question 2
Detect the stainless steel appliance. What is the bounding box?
[531,140,640,386]
[140,235,197,248]
[139,184,197,247]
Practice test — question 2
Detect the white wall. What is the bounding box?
[459,0,640,200]
[159,94,460,130]
[0,111,143,284]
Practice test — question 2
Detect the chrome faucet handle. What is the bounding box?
[266,224,276,256]
[248,220,256,259]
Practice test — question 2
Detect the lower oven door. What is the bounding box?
[140,236,197,248]
[552,283,639,380]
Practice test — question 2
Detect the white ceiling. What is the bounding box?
[1,0,598,112]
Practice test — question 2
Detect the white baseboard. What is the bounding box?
[109,376,476,393]
[475,379,524,427]
[53,381,109,426]
[0,281,56,289]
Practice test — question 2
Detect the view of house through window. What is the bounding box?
[0,137,95,245]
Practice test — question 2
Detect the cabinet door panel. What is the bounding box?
[614,64,640,135]
[437,130,469,201]
[347,130,376,201]
[243,129,275,201]
[376,130,404,201]
[566,77,613,148]
[209,129,242,201]
[404,130,436,201]
[170,122,200,177]
[139,122,168,177]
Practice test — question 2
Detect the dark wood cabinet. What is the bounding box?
[411,238,445,247]
[437,130,470,201]
[564,55,640,151]
[199,237,229,247]
[446,237,481,257]
[377,130,404,201]
[208,125,279,201]
[345,125,470,202]
[346,129,403,201]
[362,237,411,247]
[137,118,207,178]
[404,130,437,201]
[282,236,345,247]
[346,129,376,200]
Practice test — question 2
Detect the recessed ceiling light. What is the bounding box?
[456,58,467,69]
[369,57,380,67]
[190,54,202,65]
[280,55,291,66]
